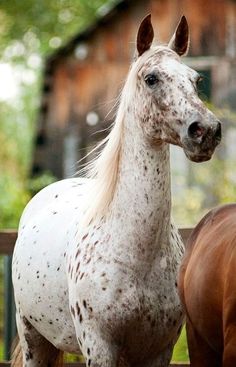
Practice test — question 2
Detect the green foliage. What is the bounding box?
[28,172,57,196]
[0,0,118,229]
[173,185,205,226]
[0,175,30,229]
[0,79,37,228]
[0,0,118,59]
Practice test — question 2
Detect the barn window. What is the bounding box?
[185,57,215,102]
[197,69,212,101]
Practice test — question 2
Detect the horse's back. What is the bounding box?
[179,203,236,356]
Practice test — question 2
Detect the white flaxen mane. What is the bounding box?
[80,46,166,226]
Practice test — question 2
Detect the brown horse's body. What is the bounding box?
[179,203,236,367]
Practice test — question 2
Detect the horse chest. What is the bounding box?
[68,245,183,354]
[101,277,182,333]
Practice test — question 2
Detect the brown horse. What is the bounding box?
[179,203,236,367]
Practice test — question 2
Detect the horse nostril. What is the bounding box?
[188,121,205,140]
[215,122,222,142]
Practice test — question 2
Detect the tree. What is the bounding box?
[0,0,118,229]
[0,0,118,59]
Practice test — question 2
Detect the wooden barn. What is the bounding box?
[32,0,236,179]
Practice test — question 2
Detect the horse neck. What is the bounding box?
[109,111,171,253]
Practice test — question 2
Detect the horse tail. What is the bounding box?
[11,337,22,367]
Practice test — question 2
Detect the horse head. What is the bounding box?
[130,15,221,162]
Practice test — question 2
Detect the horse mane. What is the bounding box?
[80,99,125,226]
[80,47,161,226]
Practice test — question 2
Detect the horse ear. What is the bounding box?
[136,14,154,57]
[168,15,189,56]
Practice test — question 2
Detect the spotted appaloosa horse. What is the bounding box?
[179,203,236,367]
[12,15,221,367]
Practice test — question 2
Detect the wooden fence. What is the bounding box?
[0,229,192,367]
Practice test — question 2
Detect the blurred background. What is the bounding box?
[1,0,236,363]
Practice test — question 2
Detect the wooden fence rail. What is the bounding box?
[0,364,190,367]
[0,229,192,367]
[0,229,193,254]
[0,363,189,367]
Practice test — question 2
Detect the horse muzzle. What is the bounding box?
[181,119,222,162]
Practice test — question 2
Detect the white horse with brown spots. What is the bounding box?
[12,15,221,367]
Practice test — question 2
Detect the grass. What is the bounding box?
[172,326,189,362]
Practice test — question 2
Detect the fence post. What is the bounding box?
[3,255,16,360]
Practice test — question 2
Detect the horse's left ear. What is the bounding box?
[168,15,189,56]
[137,14,154,57]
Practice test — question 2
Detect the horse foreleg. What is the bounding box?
[15,312,63,367]
[186,318,221,367]
[73,322,118,367]
[82,337,118,367]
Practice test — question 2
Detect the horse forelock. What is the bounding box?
[133,46,179,73]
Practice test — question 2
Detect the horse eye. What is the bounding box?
[144,74,158,87]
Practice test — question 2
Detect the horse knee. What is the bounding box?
[84,348,117,367]
[76,332,117,367]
